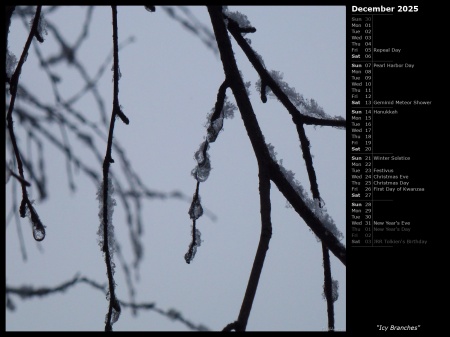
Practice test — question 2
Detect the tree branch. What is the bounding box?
[6,275,210,331]
[208,6,345,266]
[226,17,346,129]
[233,166,272,331]
[99,6,128,331]
[6,5,46,242]
[322,244,335,331]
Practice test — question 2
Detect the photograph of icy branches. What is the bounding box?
[6,6,346,331]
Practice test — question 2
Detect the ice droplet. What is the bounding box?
[332,279,339,302]
[191,156,211,182]
[323,279,339,302]
[184,229,202,263]
[194,141,208,165]
[184,228,202,264]
[25,201,46,241]
[6,50,17,79]
[167,308,181,320]
[111,298,121,324]
[207,117,223,143]
[189,197,203,220]
[33,225,45,241]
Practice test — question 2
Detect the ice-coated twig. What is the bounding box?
[6,6,47,242]
[185,79,236,263]
[268,140,342,330]
[266,143,343,242]
[322,244,336,331]
[6,274,211,331]
[225,15,346,129]
[225,11,338,210]
[97,6,129,331]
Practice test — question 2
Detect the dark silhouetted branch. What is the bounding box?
[208,6,345,265]
[6,275,210,331]
[226,16,346,129]
[234,166,272,331]
[322,244,335,331]
[6,5,46,242]
[208,6,345,330]
[99,6,127,331]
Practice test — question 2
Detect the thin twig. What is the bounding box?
[99,6,129,331]
[226,18,346,129]
[6,275,210,331]
[6,5,46,242]
[322,244,335,331]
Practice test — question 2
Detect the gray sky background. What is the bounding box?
[6,6,346,331]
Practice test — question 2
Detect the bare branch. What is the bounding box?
[6,5,46,242]
[208,6,346,266]
[234,166,272,331]
[98,6,128,331]
[6,275,210,331]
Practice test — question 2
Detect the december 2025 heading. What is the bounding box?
[352,5,419,13]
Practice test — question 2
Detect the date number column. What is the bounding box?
[350,14,373,246]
